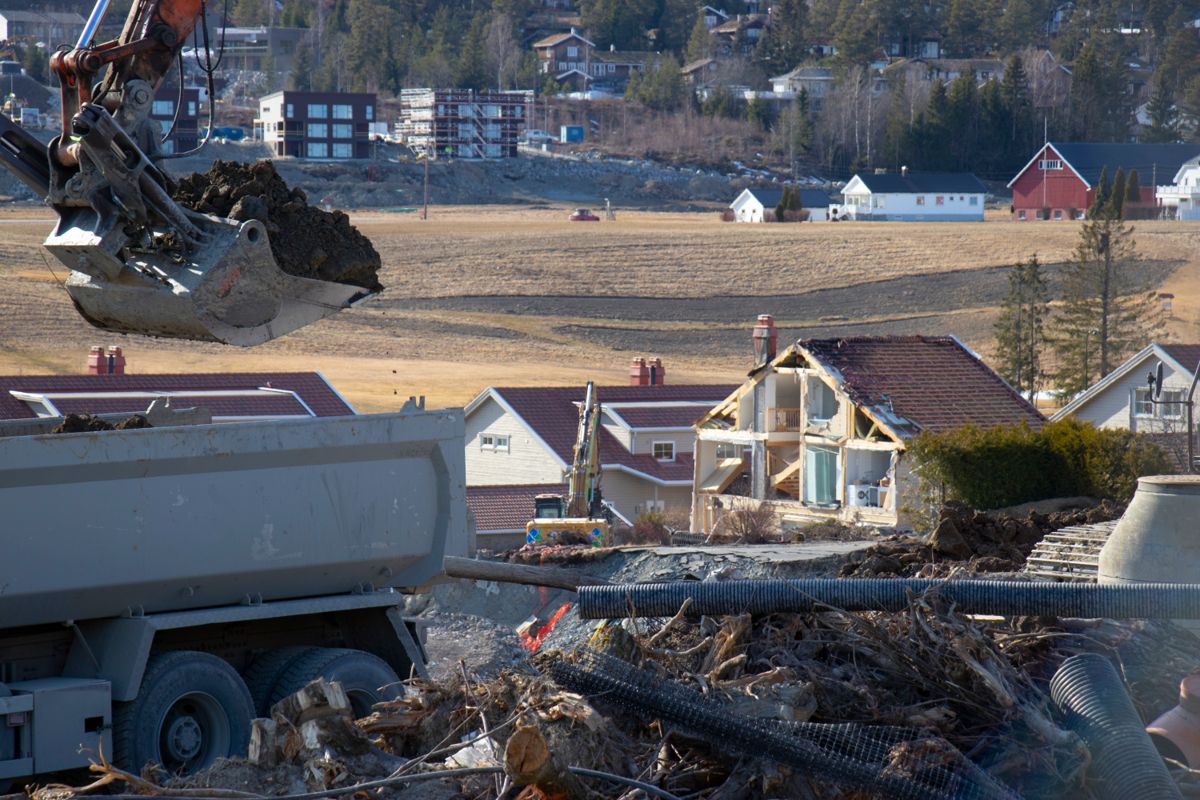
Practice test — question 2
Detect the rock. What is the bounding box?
[928,518,973,560]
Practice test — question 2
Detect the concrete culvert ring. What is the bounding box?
[113,651,253,777]
[267,648,402,719]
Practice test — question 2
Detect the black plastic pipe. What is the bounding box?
[577,579,1200,619]
[1049,653,1182,799]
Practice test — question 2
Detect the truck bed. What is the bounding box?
[0,410,469,628]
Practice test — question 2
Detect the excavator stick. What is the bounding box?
[1,106,373,346]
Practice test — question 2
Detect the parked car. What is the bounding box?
[522,129,554,144]
[569,208,600,222]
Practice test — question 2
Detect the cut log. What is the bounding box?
[443,556,611,592]
[503,724,587,800]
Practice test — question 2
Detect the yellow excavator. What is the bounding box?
[0,0,375,346]
[526,381,611,547]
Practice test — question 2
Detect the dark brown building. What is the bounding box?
[151,85,201,155]
[254,90,376,159]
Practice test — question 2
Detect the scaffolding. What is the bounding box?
[397,88,532,159]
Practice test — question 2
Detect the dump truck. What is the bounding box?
[0,406,470,785]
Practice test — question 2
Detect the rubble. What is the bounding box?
[173,160,383,291]
[49,414,152,433]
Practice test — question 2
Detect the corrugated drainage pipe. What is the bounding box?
[1049,653,1182,800]
[577,579,1200,620]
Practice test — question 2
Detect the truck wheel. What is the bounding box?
[268,648,402,719]
[113,651,254,776]
[242,646,316,716]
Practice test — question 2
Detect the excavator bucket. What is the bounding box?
[48,209,374,347]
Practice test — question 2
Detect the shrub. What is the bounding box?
[720,208,735,222]
[628,509,671,545]
[711,501,779,543]
[907,418,1173,509]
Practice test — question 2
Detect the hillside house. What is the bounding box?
[730,186,834,222]
[692,322,1045,532]
[464,362,736,529]
[1156,156,1200,220]
[152,85,200,155]
[0,10,84,44]
[681,58,719,88]
[1008,142,1200,221]
[701,5,729,28]
[533,29,595,89]
[710,14,765,57]
[254,90,375,159]
[836,170,986,221]
[592,46,654,89]
[0,348,355,423]
[883,57,1005,86]
[214,27,308,73]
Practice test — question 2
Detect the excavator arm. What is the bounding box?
[0,0,375,346]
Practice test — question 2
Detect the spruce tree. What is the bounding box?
[1089,166,1110,218]
[994,256,1049,401]
[1143,78,1179,143]
[1110,167,1126,218]
[1052,218,1161,395]
[1125,168,1141,214]
[685,14,711,63]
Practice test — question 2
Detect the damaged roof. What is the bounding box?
[795,336,1044,437]
[467,483,562,534]
[473,384,736,484]
[0,372,355,420]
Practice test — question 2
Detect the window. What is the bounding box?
[332,123,352,139]
[567,45,578,58]
[366,105,374,121]
[653,441,675,461]
[607,63,615,73]
[332,103,353,119]
[804,445,839,505]
[332,142,352,158]
[187,101,197,116]
[1039,159,1062,170]
[307,103,327,118]
[716,443,742,459]
[1053,209,1063,219]
[1018,210,1026,219]
[305,141,328,158]
[916,196,926,206]
[970,196,978,206]
[558,61,567,71]
[286,103,294,118]
[1162,389,1185,419]
[152,99,173,116]
[307,123,327,138]
[480,434,510,451]
[935,195,945,205]
[1134,388,1154,417]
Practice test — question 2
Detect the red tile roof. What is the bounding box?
[490,384,736,483]
[467,484,561,533]
[1160,344,1200,374]
[797,336,1044,436]
[610,405,711,429]
[0,373,354,420]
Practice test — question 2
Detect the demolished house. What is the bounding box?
[692,319,1045,532]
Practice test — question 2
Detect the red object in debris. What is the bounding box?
[568,208,599,221]
[518,601,572,652]
[1148,674,1200,767]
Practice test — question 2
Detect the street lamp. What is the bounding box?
[1147,359,1200,473]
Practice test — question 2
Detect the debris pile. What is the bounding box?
[841,500,1125,577]
[173,160,383,292]
[49,414,152,433]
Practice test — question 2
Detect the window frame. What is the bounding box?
[715,442,741,460]
[1133,387,1154,418]
[915,195,926,206]
[307,103,328,118]
[331,142,353,158]
[306,122,328,138]
[1160,389,1185,419]
[652,441,676,462]
[332,103,353,119]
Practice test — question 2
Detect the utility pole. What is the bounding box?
[421,153,429,220]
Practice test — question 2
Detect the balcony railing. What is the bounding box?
[773,408,803,431]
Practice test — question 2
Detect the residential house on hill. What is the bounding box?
[681,57,719,88]
[730,186,834,222]
[692,321,1044,532]
[1008,142,1200,221]
[0,9,85,44]
[533,28,595,90]
[0,348,355,422]
[883,57,1006,86]
[701,5,729,28]
[836,169,986,221]
[1156,156,1200,220]
[464,363,737,531]
[710,14,765,57]
[592,46,654,90]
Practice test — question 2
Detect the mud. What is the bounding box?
[50,414,152,433]
[173,160,383,292]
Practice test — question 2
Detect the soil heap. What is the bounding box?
[50,413,152,433]
[173,160,383,292]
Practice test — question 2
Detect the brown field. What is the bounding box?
[2,204,1199,411]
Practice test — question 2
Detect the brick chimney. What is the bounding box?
[86,345,126,374]
[647,357,666,385]
[629,357,649,386]
[752,315,777,368]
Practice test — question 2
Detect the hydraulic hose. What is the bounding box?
[545,649,1017,800]
[1049,654,1182,799]
[577,579,1200,620]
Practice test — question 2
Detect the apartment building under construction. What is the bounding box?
[398,88,531,159]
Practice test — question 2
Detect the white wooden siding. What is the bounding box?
[1068,358,1192,432]
[602,470,690,520]
[464,397,565,485]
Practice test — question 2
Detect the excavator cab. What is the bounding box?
[0,0,377,346]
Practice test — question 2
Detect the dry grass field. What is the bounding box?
[2,204,1199,411]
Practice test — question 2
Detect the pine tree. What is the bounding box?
[455,15,491,91]
[1124,168,1141,211]
[756,0,807,76]
[1052,217,1162,395]
[289,39,315,91]
[1089,165,1110,218]
[685,14,711,63]
[995,256,1050,401]
[1110,167,1126,218]
[1143,77,1179,143]
[1000,54,1033,160]
[774,187,790,222]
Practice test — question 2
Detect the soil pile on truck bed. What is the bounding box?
[173,160,383,292]
[50,414,152,433]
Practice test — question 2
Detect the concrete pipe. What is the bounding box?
[1099,475,1200,586]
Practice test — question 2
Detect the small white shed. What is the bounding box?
[730,187,833,222]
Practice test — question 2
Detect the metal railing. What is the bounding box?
[773,408,803,431]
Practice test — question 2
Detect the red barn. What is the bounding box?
[1007,142,1200,221]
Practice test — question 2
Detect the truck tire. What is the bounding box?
[242,646,316,716]
[268,648,402,719]
[113,651,254,776]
